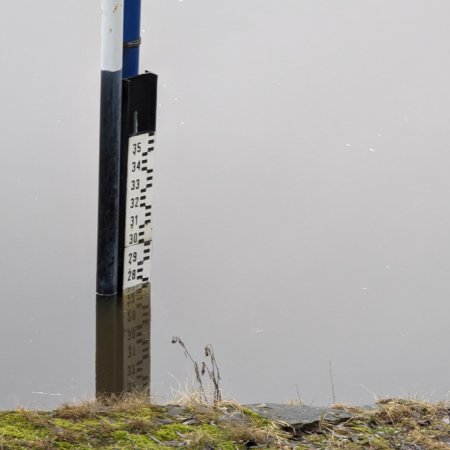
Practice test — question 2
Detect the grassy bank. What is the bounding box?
[1,395,450,449]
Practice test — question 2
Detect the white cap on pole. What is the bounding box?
[101,0,124,72]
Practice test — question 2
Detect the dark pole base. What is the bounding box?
[97,70,123,295]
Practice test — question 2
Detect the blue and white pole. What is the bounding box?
[97,0,124,295]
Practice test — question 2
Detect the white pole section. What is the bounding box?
[101,0,124,72]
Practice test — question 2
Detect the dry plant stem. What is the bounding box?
[203,344,222,404]
[329,360,336,404]
[171,338,223,405]
[295,384,302,403]
[171,336,208,403]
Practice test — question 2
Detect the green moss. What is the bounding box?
[368,436,392,449]
[0,412,52,444]
[55,443,92,450]
[237,406,271,425]
[52,417,105,431]
[124,433,162,448]
[112,429,129,440]
[154,422,195,441]
[109,429,170,449]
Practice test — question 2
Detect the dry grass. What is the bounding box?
[29,392,290,448]
[376,398,447,424]
[406,428,450,450]
[216,401,291,446]
[162,396,292,447]
[298,398,450,450]
[55,389,152,420]
[125,417,155,433]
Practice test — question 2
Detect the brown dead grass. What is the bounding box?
[376,398,447,424]
[55,390,153,420]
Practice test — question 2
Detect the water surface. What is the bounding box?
[1,0,450,409]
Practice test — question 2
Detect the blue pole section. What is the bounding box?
[123,0,141,78]
[97,0,124,295]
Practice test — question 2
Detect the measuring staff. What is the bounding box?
[97,0,157,295]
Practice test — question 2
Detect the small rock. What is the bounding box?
[244,403,353,436]
[182,418,200,425]
[401,444,425,450]
[163,404,192,420]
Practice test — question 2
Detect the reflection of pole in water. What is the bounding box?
[96,283,150,396]
[122,284,150,391]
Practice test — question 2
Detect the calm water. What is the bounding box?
[2,0,450,410]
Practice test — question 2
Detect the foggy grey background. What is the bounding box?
[1,0,450,409]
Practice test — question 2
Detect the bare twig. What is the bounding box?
[295,384,302,403]
[171,338,222,404]
[204,345,222,404]
[329,360,336,404]
[171,337,208,403]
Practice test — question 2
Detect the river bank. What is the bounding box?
[1,395,450,449]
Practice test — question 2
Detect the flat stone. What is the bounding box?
[244,403,353,435]
[162,404,192,420]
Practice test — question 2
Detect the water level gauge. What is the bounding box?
[119,73,157,291]
[123,133,154,289]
